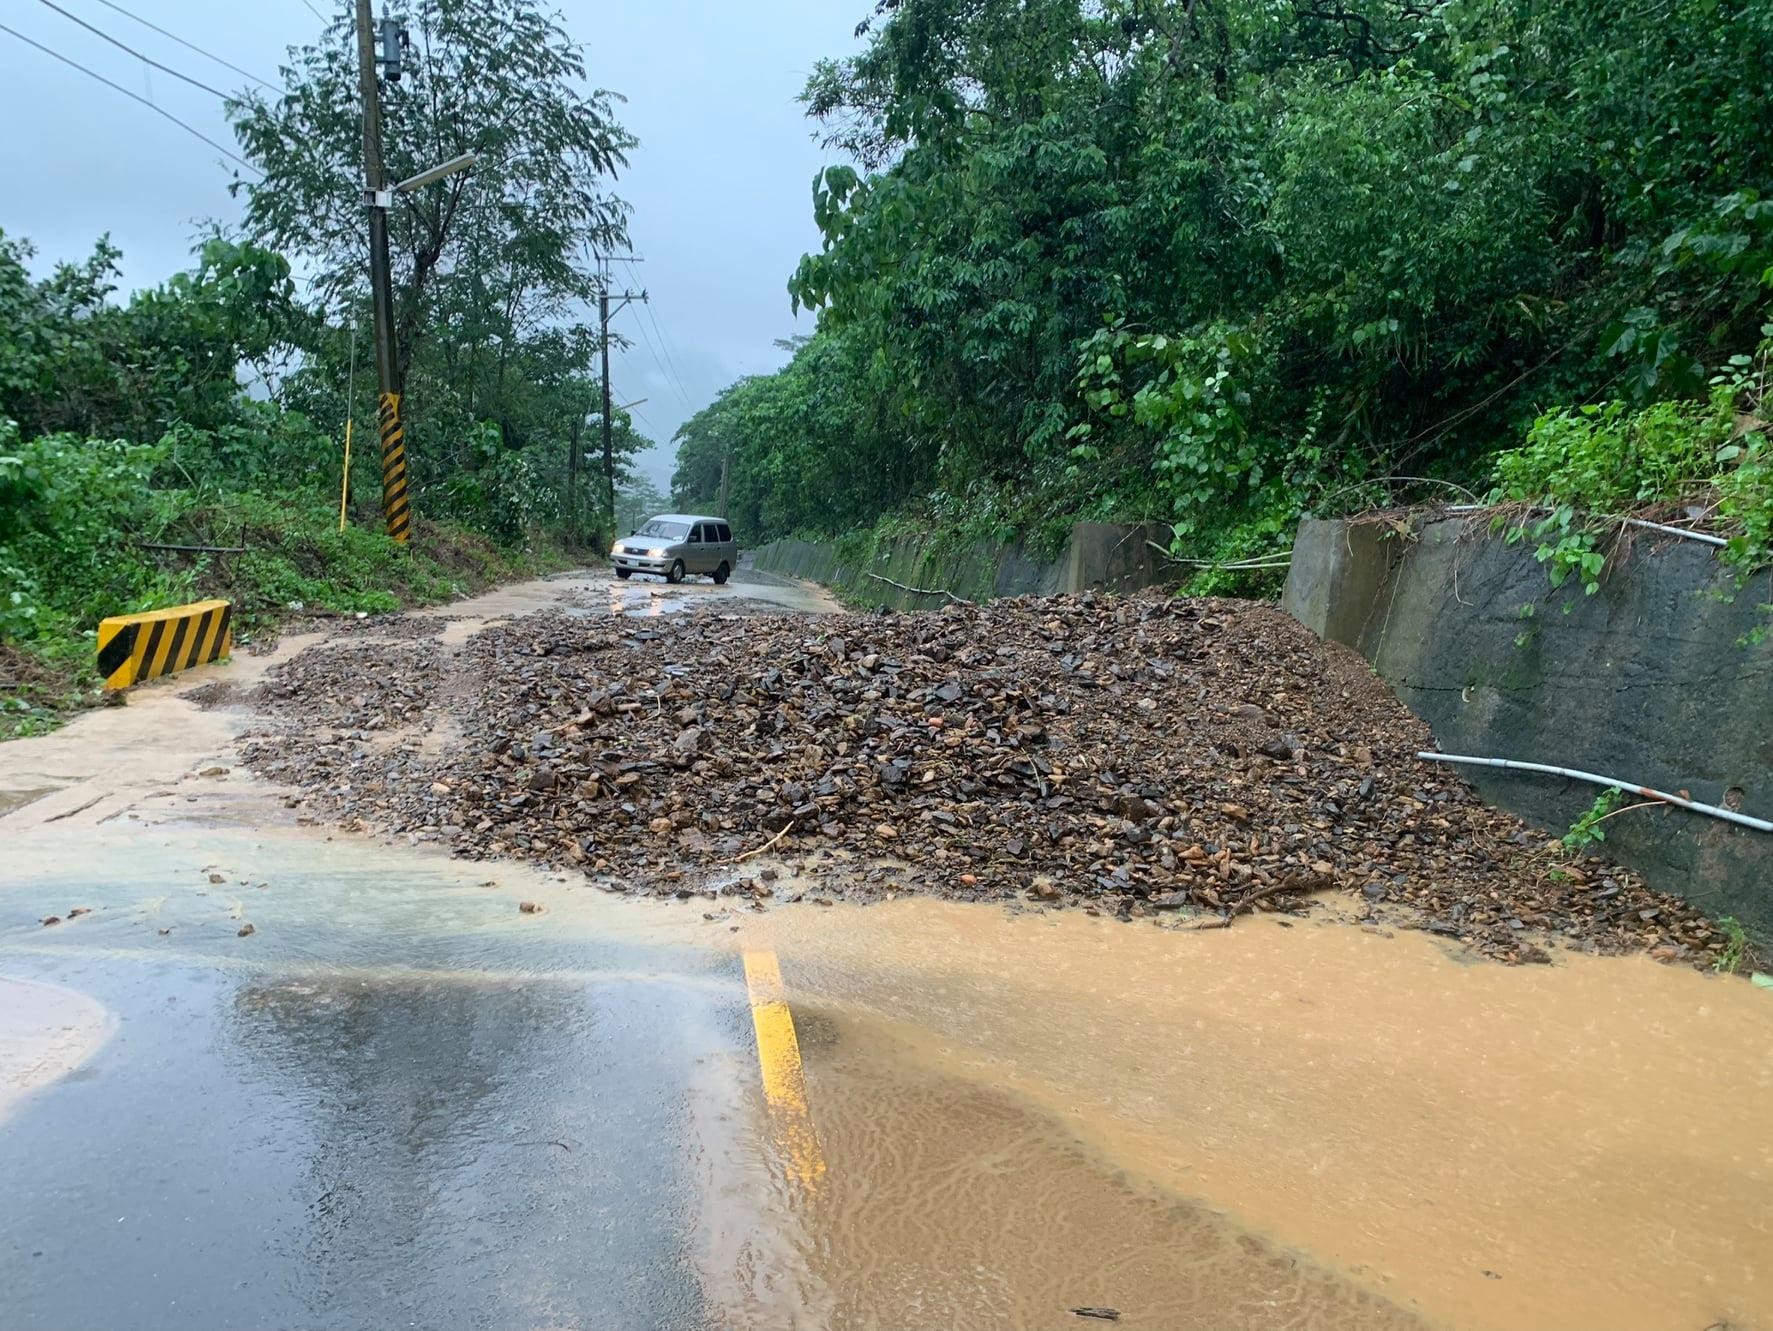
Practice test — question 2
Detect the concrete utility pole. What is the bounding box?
[355,0,408,542]
[353,1,475,544]
[595,257,646,530]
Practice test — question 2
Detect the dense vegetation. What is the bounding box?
[672,0,1773,582]
[1,0,650,735]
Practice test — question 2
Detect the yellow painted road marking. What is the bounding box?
[742,949,827,1195]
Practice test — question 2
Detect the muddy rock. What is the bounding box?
[238,592,1724,963]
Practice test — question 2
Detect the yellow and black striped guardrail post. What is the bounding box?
[379,391,411,543]
[96,599,232,691]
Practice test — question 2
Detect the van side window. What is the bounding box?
[688,524,704,543]
[717,523,733,542]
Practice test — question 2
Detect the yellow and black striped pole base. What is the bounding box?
[379,391,411,543]
[96,599,232,690]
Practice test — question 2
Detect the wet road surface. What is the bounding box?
[0,837,738,1330]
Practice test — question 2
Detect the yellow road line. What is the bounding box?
[742,949,827,1195]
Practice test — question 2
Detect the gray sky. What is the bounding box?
[0,0,858,490]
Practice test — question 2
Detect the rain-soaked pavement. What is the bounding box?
[0,841,732,1329]
[4,568,1772,1331]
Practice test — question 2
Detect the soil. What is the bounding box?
[239,591,1731,964]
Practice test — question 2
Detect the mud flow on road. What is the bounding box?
[2,568,1770,1331]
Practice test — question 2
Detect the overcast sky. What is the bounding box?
[0,0,860,489]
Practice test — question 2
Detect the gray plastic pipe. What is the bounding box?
[1415,752,1773,833]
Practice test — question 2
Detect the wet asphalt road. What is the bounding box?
[0,839,751,1331]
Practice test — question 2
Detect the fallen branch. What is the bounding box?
[136,541,247,555]
[736,818,794,862]
[865,572,973,604]
[43,794,105,824]
[1190,878,1298,930]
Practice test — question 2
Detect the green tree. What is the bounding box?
[686,0,1773,563]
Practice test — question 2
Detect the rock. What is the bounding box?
[40,915,61,927]
[519,901,542,914]
[237,923,255,937]
[208,872,226,884]
[234,588,1715,967]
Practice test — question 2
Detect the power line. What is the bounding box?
[622,259,694,408]
[297,0,328,25]
[34,0,237,102]
[87,0,281,93]
[621,259,697,413]
[0,21,259,174]
[622,294,692,416]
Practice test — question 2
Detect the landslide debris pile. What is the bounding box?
[243,594,1725,962]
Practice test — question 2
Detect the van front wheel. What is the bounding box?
[667,559,685,585]
[713,562,730,585]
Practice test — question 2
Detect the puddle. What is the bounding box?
[0,976,112,1124]
[0,787,58,818]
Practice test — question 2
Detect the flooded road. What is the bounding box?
[3,568,1771,1330]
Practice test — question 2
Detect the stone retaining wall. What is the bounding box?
[751,522,1178,611]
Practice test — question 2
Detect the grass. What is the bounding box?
[0,491,583,740]
[1715,916,1751,974]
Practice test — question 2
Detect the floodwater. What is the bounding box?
[4,808,1770,1330]
[3,567,1770,1330]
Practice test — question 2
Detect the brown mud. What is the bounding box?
[242,590,1730,964]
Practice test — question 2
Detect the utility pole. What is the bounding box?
[599,280,613,527]
[566,412,582,541]
[348,10,474,546]
[718,444,731,519]
[355,0,408,543]
[595,257,646,533]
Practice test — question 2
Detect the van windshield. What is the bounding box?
[636,519,690,540]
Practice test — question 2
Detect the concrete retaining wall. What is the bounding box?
[752,522,1178,611]
[1283,515,1773,934]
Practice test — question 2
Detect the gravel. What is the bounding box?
[240,592,1729,963]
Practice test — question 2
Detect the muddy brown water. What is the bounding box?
[706,899,1773,1331]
